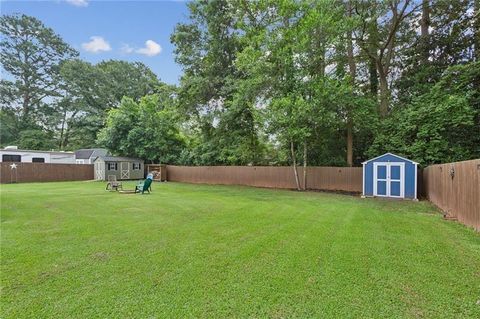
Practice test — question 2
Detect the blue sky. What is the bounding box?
[2,0,190,84]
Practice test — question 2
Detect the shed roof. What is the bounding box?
[362,152,418,165]
[96,156,144,162]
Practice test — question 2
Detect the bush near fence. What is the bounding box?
[0,163,93,183]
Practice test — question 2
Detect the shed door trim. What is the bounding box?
[373,162,405,198]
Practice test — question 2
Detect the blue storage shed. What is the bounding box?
[362,153,418,200]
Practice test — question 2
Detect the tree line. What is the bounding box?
[1,1,479,180]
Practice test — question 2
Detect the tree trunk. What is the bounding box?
[378,65,389,118]
[346,1,356,80]
[303,141,307,190]
[291,141,301,191]
[475,0,480,62]
[318,42,326,78]
[368,59,378,96]
[22,92,31,122]
[346,119,353,166]
[59,109,67,150]
[420,0,430,62]
[59,123,65,150]
[346,0,356,167]
[368,9,379,96]
[63,125,71,150]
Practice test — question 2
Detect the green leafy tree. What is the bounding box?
[0,14,78,141]
[235,0,369,186]
[369,62,480,165]
[58,59,162,148]
[0,108,19,147]
[98,92,186,163]
[17,129,56,150]
[353,0,421,117]
[171,0,266,165]
[170,0,479,168]
[396,0,477,105]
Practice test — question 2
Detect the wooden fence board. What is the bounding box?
[0,163,94,183]
[166,165,362,192]
[423,159,480,231]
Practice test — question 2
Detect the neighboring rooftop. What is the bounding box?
[96,156,143,162]
[75,148,108,159]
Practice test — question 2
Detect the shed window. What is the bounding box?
[32,157,45,163]
[107,162,118,170]
[133,163,141,170]
[2,155,21,162]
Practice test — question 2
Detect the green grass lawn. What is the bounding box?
[1,181,479,318]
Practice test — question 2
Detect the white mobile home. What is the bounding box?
[0,146,75,164]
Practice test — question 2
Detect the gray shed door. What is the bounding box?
[121,162,129,179]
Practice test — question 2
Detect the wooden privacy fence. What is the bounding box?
[423,159,480,231]
[0,163,94,184]
[166,165,363,193]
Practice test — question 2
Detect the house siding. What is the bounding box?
[129,165,144,179]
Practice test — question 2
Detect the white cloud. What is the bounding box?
[66,0,89,7]
[120,43,134,54]
[81,36,111,53]
[136,40,162,57]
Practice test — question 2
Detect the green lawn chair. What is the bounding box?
[135,176,153,194]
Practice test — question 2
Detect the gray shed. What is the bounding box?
[94,156,145,181]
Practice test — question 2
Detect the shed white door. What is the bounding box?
[373,162,404,198]
[121,162,129,179]
[95,162,104,180]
